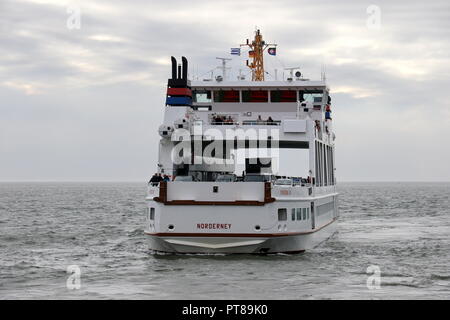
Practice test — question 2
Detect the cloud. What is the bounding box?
[1,81,45,95]
[0,0,449,181]
[331,86,380,99]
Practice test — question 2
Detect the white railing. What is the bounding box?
[242,120,281,126]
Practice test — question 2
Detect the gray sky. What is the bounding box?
[1,0,449,181]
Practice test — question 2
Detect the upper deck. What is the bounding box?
[163,77,334,146]
[190,80,329,110]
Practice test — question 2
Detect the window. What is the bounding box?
[299,90,323,103]
[242,90,268,102]
[303,208,307,220]
[270,90,296,102]
[278,208,287,221]
[315,141,319,187]
[317,202,334,216]
[150,208,155,220]
[323,144,327,186]
[213,90,239,102]
[318,142,323,187]
[296,208,302,221]
[193,90,212,103]
[291,208,296,221]
[330,147,335,185]
[328,146,332,185]
[307,208,310,220]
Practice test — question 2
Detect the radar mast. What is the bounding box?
[240,29,276,81]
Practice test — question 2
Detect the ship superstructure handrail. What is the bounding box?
[209,121,281,126]
[147,179,313,187]
[242,120,281,126]
[147,182,337,204]
[210,121,239,125]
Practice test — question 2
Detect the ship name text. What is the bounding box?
[197,223,232,230]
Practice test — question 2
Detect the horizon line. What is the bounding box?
[0,180,449,183]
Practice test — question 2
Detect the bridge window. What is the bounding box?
[242,90,268,102]
[213,90,240,102]
[299,90,323,103]
[270,90,297,102]
[193,90,212,103]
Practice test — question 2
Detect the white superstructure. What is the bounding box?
[145,30,338,253]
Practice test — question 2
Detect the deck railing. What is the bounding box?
[148,181,275,205]
[242,120,281,126]
[207,121,281,126]
[147,181,324,203]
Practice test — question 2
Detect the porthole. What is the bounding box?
[168,224,174,231]
[254,225,261,231]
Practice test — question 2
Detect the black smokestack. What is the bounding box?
[182,56,188,80]
[178,65,182,79]
[171,56,177,80]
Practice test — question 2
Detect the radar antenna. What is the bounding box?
[284,67,301,80]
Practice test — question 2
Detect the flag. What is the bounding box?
[268,47,276,55]
[230,48,240,55]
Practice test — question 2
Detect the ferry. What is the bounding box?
[145,30,338,253]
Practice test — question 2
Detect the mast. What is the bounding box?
[216,57,231,80]
[240,29,276,81]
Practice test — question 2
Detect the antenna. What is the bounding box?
[237,69,245,80]
[284,67,301,80]
[321,63,327,81]
[216,57,231,80]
